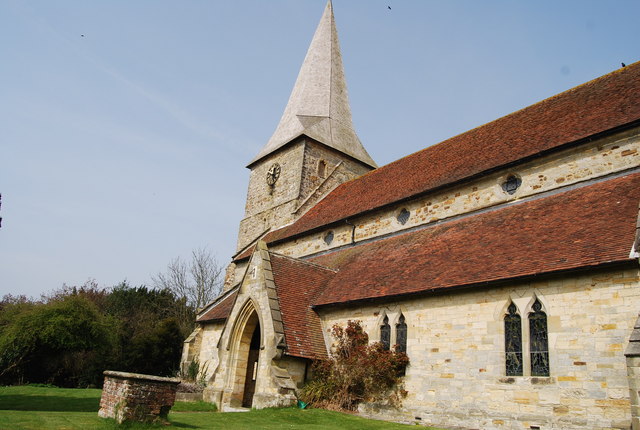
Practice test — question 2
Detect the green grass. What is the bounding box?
[171,400,217,412]
[0,385,439,429]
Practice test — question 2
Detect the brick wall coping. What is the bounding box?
[103,370,181,385]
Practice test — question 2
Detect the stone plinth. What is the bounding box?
[98,370,181,424]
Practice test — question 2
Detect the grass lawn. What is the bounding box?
[0,385,440,429]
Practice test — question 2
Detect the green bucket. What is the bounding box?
[297,400,308,409]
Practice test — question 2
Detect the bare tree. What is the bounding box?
[153,248,224,312]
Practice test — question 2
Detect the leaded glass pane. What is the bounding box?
[380,316,391,350]
[324,231,334,245]
[396,314,407,353]
[529,300,549,376]
[504,303,523,376]
[502,175,522,195]
[397,209,410,225]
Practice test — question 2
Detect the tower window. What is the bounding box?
[529,299,549,376]
[504,302,523,376]
[318,160,327,178]
[380,316,391,350]
[397,208,410,225]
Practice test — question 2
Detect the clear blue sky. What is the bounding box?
[1,0,639,299]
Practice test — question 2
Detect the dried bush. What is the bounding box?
[299,320,409,411]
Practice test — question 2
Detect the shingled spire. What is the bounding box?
[248,1,376,168]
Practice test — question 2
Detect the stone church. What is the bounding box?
[181,2,640,429]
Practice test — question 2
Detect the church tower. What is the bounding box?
[236,1,377,254]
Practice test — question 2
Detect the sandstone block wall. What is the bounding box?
[295,140,372,214]
[625,315,640,430]
[205,247,297,410]
[238,138,373,254]
[98,371,180,424]
[197,322,225,382]
[318,267,640,430]
[238,143,305,252]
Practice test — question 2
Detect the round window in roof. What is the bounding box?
[324,231,334,245]
[501,174,522,195]
[397,208,410,225]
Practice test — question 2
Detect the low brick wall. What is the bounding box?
[98,370,181,424]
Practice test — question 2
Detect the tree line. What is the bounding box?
[0,248,223,388]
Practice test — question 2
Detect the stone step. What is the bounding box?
[224,406,251,413]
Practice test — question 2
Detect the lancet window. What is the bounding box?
[529,299,550,376]
[318,160,327,178]
[504,302,523,376]
[504,298,550,377]
[380,315,391,350]
[396,314,407,353]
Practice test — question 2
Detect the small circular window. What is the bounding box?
[397,208,410,225]
[501,175,522,195]
[324,231,334,245]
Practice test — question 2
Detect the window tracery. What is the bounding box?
[380,315,390,350]
[529,299,550,376]
[504,302,523,376]
[396,314,407,353]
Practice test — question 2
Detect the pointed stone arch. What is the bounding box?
[226,298,263,408]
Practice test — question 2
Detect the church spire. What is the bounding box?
[248,1,377,168]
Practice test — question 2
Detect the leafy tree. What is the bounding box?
[124,318,184,376]
[300,320,409,411]
[0,281,192,386]
[0,295,116,387]
[103,283,191,376]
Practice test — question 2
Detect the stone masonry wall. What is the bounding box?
[197,322,225,382]
[625,315,640,430]
[205,247,296,410]
[98,371,180,424]
[238,143,305,252]
[238,138,373,254]
[318,266,640,430]
[295,140,372,215]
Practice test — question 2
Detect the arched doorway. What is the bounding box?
[242,320,261,407]
[230,308,261,408]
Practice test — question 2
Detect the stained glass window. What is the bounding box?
[380,316,390,350]
[396,314,407,353]
[504,302,523,376]
[529,299,550,376]
[397,208,410,225]
[324,231,334,245]
[501,175,522,195]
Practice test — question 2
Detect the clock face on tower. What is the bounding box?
[266,163,281,186]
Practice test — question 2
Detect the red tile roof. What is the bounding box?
[197,289,238,322]
[255,62,640,247]
[309,173,640,306]
[270,254,332,359]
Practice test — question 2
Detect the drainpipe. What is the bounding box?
[345,219,356,244]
